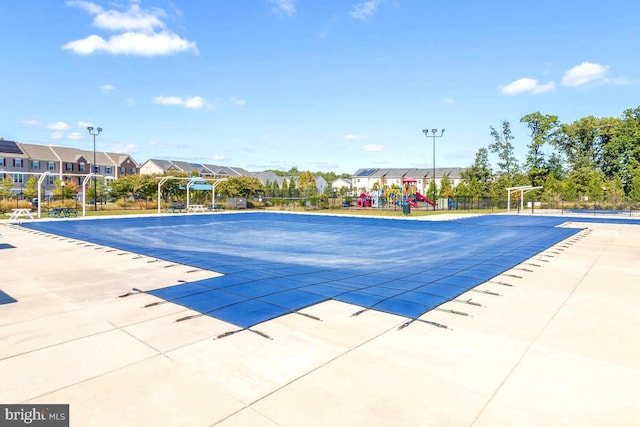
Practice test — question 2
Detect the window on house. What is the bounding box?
[78,163,85,172]
[47,176,55,185]
[65,163,73,171]
[94,165,100,174]
[32,160,40,169]
[131,168,136,174]
[13,174,24,184]
[14,159,23,168]
[105,166,112,175]
[120,167,126,174]
[0,158,5,167]
[48,161,55,170]
[78,177,83,185]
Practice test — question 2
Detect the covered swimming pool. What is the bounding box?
[21,213,594,328]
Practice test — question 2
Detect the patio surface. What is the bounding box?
[1,212,639,426]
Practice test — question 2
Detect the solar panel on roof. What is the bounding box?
[356,168,377,177]
[0,140,24,155]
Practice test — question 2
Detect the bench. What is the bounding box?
[208,203,224,212]
[165,203,185,213]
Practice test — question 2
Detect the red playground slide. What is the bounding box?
[416,192,436,206]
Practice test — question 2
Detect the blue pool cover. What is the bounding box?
[0,290,17,305]
[20,213,636,328]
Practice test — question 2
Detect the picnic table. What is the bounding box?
[208,203,225,211]
[187,204,207,213]
[8,208,36,220]
[46,207,78,218]
[165,203,185,213]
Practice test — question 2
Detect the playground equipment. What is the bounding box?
[356,192,372,208]
[356,179,436,209]
[403,178,435,208]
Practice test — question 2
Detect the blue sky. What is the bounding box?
[2,0,638,174]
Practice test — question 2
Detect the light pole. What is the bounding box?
[87,126,102,211]
[61,180,66,205]
[422,128,445,210]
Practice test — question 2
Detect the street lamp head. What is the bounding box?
[97,127,102,133]
[422,129,429,135]
[441,129,445,134]
[431,129,437,134]
[87,126,94,132]
[61,180,65,187]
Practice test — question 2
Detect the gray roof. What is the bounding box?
[353,167,466,180]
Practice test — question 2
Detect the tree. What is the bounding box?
[520,112,559,186]
[628,168,640,202]
[439,175,453,198]
[562,175,578,201]
[427,179,437,201]
[585,172,605,201]
[297,171,316,194]
[453,181,469,196]
[287,178,297,197]
[24,175,39,199]
[0,176,14,199]
[217,176,263,197]
[462,147,492,195]
[263,180,273,197]
[489,120,519,177]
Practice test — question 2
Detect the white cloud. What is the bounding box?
[269,0,296,17]
[93,4,166,32]
[154,96,184,105]
[501,78,555,95]
[561,61,609,87]
[63,31,198,56]
[99,84,115,93]
[63,1,197,56]
[68,132,84,140]
[363,143,383,152]
[77,121,93,128]
[50,132,64,140]
[343,134,366,140]
[65,0,102,15]
[22,119,40,127]
[183,96,205,109]
[229,96,246,106]
[210,154,230,161]
[154,95,207,109]
[350,0,383,21]
[48,121,70,131]
[111,142,139,153]
[443,98,455,104]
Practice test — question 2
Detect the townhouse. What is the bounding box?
[0,140,138,196]
[139,159,249,178]
[351,167,465,194]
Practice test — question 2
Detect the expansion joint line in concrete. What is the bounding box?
[470,228,604,426]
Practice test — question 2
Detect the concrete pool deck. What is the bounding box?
[1,215,639,426]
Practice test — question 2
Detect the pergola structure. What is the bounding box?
[156,176,227,213]
[506,185,543,211]
[8,171,109,218]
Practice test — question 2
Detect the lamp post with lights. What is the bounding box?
[87,126,102,211]
[422,128,445,210]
